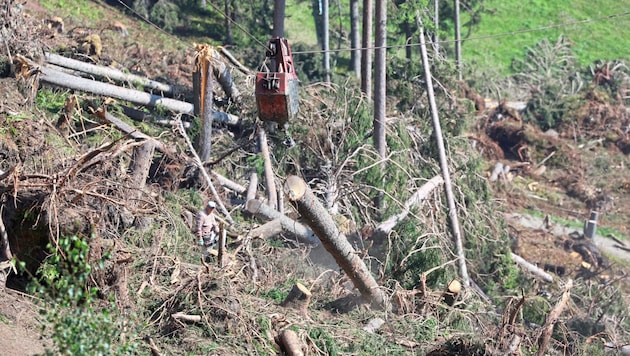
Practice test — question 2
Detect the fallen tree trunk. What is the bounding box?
[511,253,554,283]
[45,52,174,95]
[247,219,283,239]
[283,175,389,310]
[375,174,444,235]
[40,65,194,114]
[258,127,278,210]
[245,199,318,245]
[89,104,173,156]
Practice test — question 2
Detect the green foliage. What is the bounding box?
[309,327,339,356]
[150,0,181,32]
[35,88,68,114]
[30,235,139,355]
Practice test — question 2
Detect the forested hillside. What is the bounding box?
[0,0,629,355]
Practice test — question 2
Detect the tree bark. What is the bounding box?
[361,0,373,99]
[278,329,304,356]
[246,172,258,202]
[44,52,174,95]
[248,219,283,239]
[245,199,318,245]
[40,65,194,114]
[272,0,286,37]
[281,282,312,316]
[350,0,361,76]
[193,48,214,162]
[454,0,462,80]
[373,0,387,207]
[417,19,470,288]
[127,139,156,229]
[258,127,278,210]
[322,0,331,83]
[283,175,389,310]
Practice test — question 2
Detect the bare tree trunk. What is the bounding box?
[360,0,373,99]
[40,66,194,114]
[417,17,470,288]
[373,0,387,207]
[273,0,286,37]
[193,49,214,162]
[44,52,174,95]
[323,0,331,83]
[433,0,440,53]
[127,139,157,229]
[245,199,318,244]
[258,127,278,210]
[350,0,361,76]
[246,172,258,202]
[283,175,389,310]
[454,0,462,80]
[224,0,234,44]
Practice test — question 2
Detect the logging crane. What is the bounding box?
[255,37,299,137]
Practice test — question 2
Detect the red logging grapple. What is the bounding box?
[255,37,299,130]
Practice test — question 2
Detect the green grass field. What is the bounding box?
[460,0,630,74]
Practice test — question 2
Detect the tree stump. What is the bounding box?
[281,282,312,316]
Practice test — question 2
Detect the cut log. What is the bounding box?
[44,52,174,95]
[281,282,312,316]
[283,175,389,310]
[511,253,553,283]
[40,65,194,114]
[245,199,318,245]
[278,329,304,356]
[248,219,283,239]
[246,172,258,202]
[214,172,247,195]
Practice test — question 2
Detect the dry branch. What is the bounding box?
[40,65,194,114]
[171,312,201,323]
[511,253,554,283]
[176,120,234,223]
[245,199,318,244]
[536,279,573,356]
[375,174,443,235]
[45,52,174,95]
[283,175,389,310]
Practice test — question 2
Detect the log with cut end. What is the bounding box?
[280,282,312,315]
[278,329,304,356]
[248,219,283,239]
[283,175,389,310]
